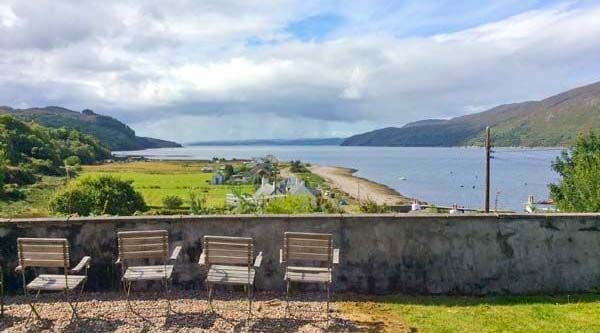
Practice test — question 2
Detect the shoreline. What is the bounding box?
[310,165,412,206]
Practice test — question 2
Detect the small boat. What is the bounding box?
[398,176,407,181]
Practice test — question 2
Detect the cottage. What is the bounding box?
[253,176,316,200]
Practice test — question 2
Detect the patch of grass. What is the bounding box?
[0,176,65,218]
[80,164,254,208]
[340,293,600,333]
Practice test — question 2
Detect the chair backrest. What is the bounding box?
[283,232,333,266]
[203,236,253,266]
[118,230,169,264]
[17,238,69,270]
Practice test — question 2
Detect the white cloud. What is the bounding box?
[0,1,600,140]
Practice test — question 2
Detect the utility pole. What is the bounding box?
[484,126,491,213]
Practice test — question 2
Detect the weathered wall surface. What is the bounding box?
[1,214,599,295]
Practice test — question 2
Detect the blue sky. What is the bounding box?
[1,0,600,141]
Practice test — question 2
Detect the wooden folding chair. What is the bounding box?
[15,238,91,324]
[280,232,340,315]
[198,236,262,314]
[116,230,181,314]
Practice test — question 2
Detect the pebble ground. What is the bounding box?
[0,290,363,332]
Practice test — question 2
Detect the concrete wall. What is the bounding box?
[1,214,599,295]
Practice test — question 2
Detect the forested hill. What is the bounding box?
[342,81,600,147]
[0,106,181,151]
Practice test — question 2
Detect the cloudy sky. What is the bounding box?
[1,0,600,142]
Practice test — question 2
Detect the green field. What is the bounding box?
[341,293,600,332]
[80,161,255,208]
[0,176,64,218]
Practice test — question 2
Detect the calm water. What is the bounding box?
[115,146,562,212]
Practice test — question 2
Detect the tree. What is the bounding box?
[549,131,600,212]
[50,176,147,216]
[223,164,234,180]
[0,148,5,197]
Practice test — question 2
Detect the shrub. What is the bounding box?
[189,191,207,214]
[49,176,147,216]
[265,195,314,214]
[64,156,81,167]
[289,160,307,173]
[4,167,37,185]
[550,131,600,212]
[359,199,390,213]
[49,186,94,216]
[162,195,183,209]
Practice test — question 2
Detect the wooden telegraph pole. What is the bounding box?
[484,127,491,213]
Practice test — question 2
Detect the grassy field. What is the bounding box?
[80,161,255,208]
[0,176,65,218]
[340,293,600,332]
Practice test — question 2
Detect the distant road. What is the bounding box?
[310,165,411,206]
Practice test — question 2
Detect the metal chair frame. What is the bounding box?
[15,238,91,325]
[116,230,181,316]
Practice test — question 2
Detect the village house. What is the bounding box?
[253,176,317,200]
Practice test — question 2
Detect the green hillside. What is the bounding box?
[0,106,181,151]
[342,81,600,147]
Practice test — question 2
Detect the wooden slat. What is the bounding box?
[21,252,67,260]
[287,266,331,272]
[121,250,166,260]
[18,238,68,245]
[287,238,330,247]
[207,265,255,285]
[204,236,254,267]
[120,236,167,246]
[120,243,166,252]
[18,238,68,268]
[118,230,168,238]
[204,236,252,244]
[284,232,332,240]
[206,249,251,257]
[286,245,330,255]
[207,256,251,265]
[19,244,65,253]
[287,252,330,261]
[123,265,174,281]
[22,259,66,268]
[285,270,332,283]
[26,274,86,291]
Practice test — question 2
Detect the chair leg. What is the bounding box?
[285,280,291,316]
[326,282,330,317]
[207,283,214,312]
[66,279,87,322]
[25,289,42,324]
[125,280,134,312]
[247,284,253,316]
[162,278,172,315]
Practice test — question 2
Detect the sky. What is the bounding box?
[1,0,600,142]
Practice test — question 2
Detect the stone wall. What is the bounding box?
[1,214,599,295]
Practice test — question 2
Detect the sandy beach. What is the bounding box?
[310,165,410,206]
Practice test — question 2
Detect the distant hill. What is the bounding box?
[189,137,345,146]
[0,106,181,151]
[342,81,600,147]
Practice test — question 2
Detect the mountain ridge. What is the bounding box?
[0,106,181,151]
[188,137,345,146]
[342,81,600,147]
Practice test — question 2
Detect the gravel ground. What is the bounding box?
[0,290,362,332]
